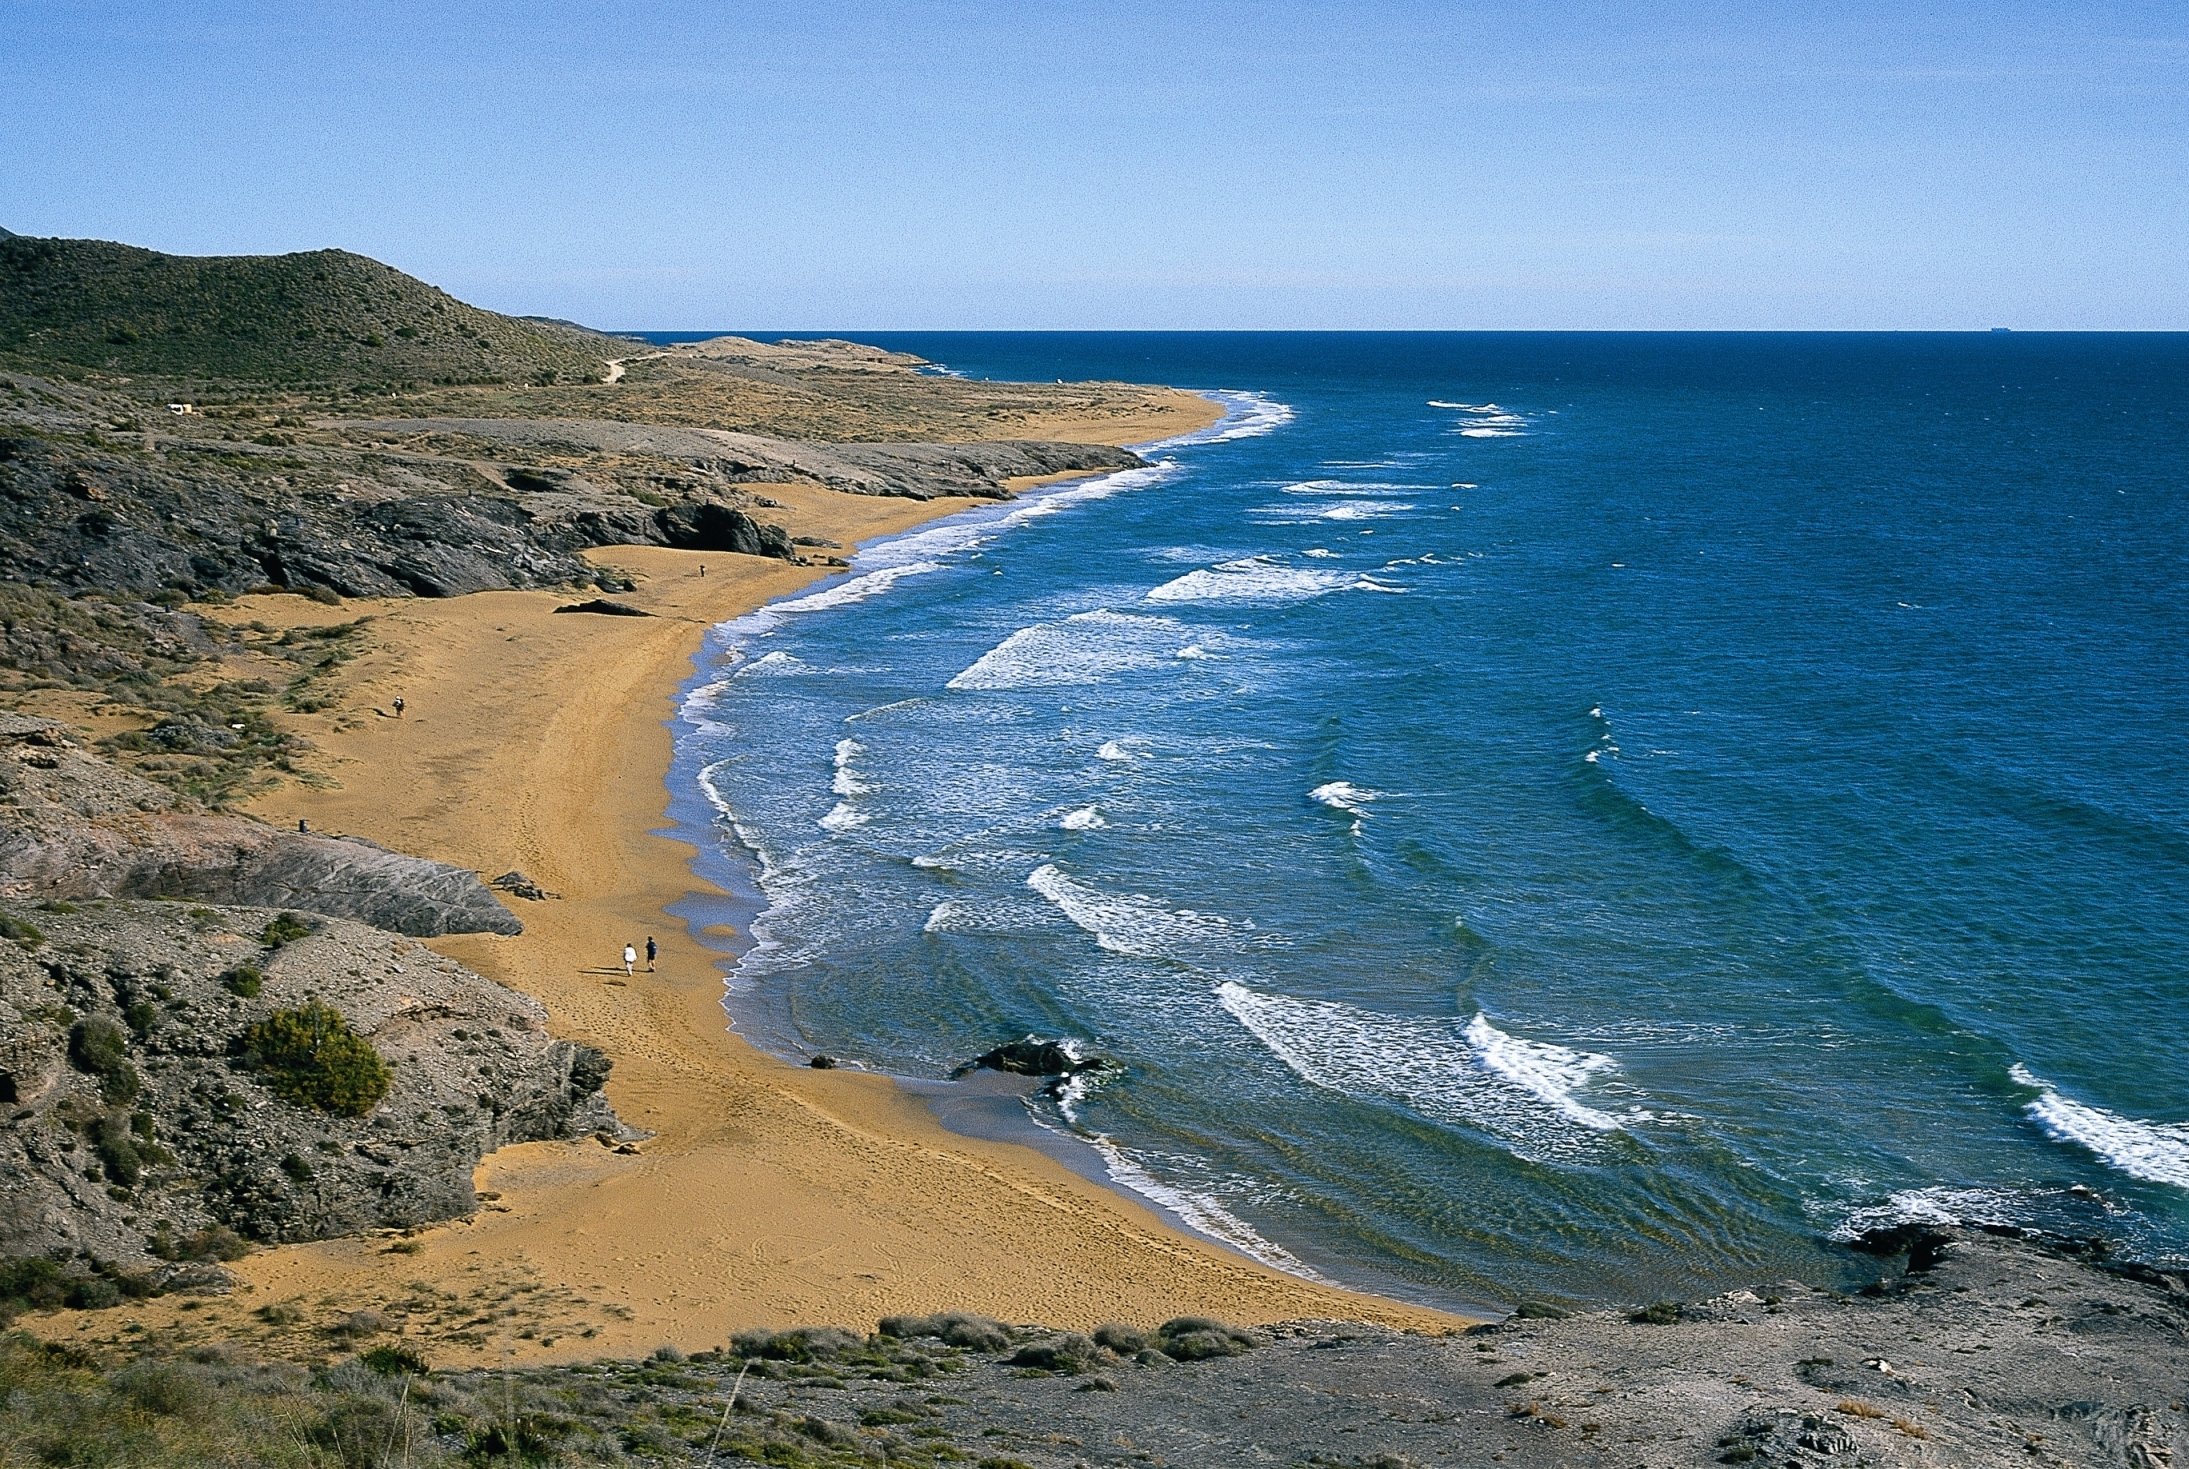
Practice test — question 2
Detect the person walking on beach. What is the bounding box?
[392,695,406,719]
[645,936,657,972]
[622,943,636,977]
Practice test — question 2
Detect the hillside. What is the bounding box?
[0,233,617,387]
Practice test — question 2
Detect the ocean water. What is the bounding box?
[671,333,2189,1311]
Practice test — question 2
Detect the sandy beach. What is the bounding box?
[57,398,1460,1365]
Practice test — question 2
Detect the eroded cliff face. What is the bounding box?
[0,715,519,937]
[0,899,621,1268]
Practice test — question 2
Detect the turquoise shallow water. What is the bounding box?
[662,333,2189,1310]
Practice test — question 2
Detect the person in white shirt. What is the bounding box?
[622,943,637,977]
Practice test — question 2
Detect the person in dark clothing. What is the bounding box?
[645,936,657,972]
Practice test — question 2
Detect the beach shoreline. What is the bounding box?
[42,386,1463,1366]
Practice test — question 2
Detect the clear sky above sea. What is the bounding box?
[1,1,2185,330]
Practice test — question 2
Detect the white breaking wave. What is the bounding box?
[1319,500,1417,521]
[2013,1065,2189,1190]
[1216,982,1640,1163]
[818,801,867,832]
[1027,863,1241,960]
[1831,1186,2039,1240]
[700,458,1190,675]
[947,610,1195,691]
[853,460,1184,574]
[771,559,943,615]
[1147,556,1362,605]
[922,896,1051,935]
[1462,1013,1626,1131]
[1059,805,1106,830]
[1310,780,1379,836]
[1081,1135,1328,1279]
[1095,737,1145,763]
[819,738,873,831]
[1302,547,1337,559]
[1152,389,1295,446]
[831,737,871,797]
[732,650,809,679]
[1429,399,1532,437]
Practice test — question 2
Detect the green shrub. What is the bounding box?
[0,1257,72,1318]
[259,911,314,947]
[241,1001,390,1116]
[218,963,264,997]
[1154,1317,1259,1361]
[0,909,45,948]
[65,1276,122,1310]
[360,1343,429,1376]
[88,1112,143,1188]
[67,1016,139,1104]
[1091,1323,1147,1355]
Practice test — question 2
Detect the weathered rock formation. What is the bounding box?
[0,899,621,1266]
[0,716,518,937]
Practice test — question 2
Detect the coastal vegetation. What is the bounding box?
[241,1000,392,1117]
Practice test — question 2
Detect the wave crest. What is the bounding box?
[1216,982,1639,1163]
[1028,863,1242,960]
[948,610,1195,692]
[1147,556,1363,605]
[2013,1065,2189,1190]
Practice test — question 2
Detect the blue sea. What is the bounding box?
[663,333,2189,1312]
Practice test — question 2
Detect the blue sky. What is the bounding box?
[2,1,2184,329]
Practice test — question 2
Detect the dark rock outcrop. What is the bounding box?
[950,1036,1112,1081]
[0,717,517,936]
[0,900,625,1264]
[552,598,651,617]
[0,424,797,602]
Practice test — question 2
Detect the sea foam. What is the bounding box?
[1216,982,1637,1163]
[2012,1065,2189,1189]
[1428,400,1531,437]
[947,610,1195,691]
[1027,863,1241,961]
[1310,780,1379,836]
[1155,390,1295,446]
[1147,556,1361,605]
